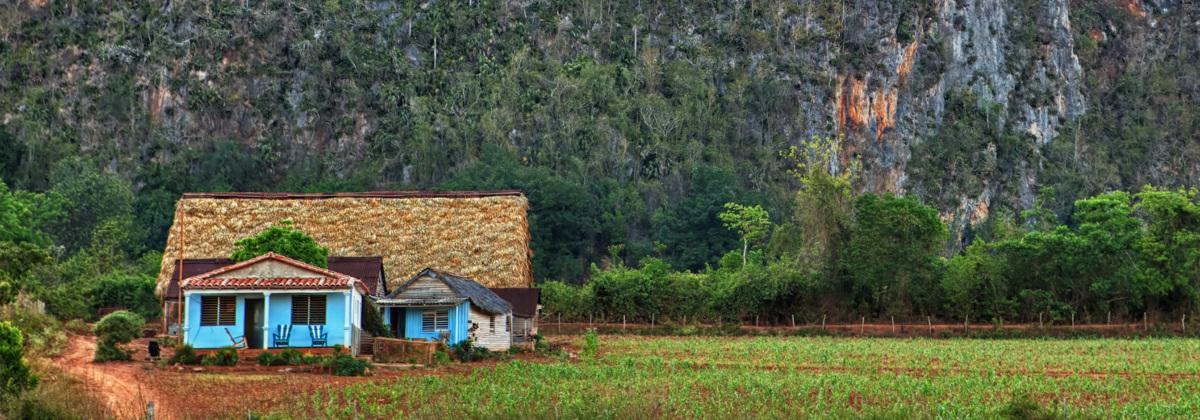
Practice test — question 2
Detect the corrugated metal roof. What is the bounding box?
[490,288,540,317]
[384,268,513,315]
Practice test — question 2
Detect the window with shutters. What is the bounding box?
[200,296,236,326]
[489,315,496,333]
[421,309,449,332]
[291,295,327,325]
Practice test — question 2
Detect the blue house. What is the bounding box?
[375,268,514,351]
[180,252,369,354]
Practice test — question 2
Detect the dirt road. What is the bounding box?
[58,334,169,419]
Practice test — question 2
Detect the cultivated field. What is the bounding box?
[278,335,1200,419]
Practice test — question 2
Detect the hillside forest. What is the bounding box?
[0,0,1198,327]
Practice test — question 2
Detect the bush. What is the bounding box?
[0,322,38,397]
[93,311,144,344]
[93,341,132,362]
[168,344,200,365]
[432,350,451,366]
[582,329,600,359]
[999,393,1055,420]
[256,352,276,366]
[328,355,370,376]
[276,349,304,365]
[92,311,144,363]
[449,339,489,362]
[203,347,238,366]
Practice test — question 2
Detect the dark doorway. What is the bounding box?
[245,298,264,349]
[392,308,405,338]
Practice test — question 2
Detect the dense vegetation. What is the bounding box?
[541,140,1200,324]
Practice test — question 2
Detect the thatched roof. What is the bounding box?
[156,191,532,296]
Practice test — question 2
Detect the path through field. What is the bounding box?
[59,333,167,419]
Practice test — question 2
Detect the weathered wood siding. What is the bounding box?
[392,275,457,301]
[468,307,511,351]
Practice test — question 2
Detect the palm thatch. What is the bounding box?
[156,191,532,296]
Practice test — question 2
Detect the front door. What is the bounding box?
[245,298,264,349]
[393,308,405,338]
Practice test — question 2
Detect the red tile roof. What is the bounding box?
[165,256,387,298]
[181,252,369,294]
[186,277,354,290]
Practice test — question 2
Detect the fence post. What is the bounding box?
[1107,311,1111,325]
[651,314,655,327]
[821,314,826,331]
[791,314,796,328]
[860,317,865,335]
[1144,312,1148,331]
[622,315,626,331]
[891,316,895,334]
[1071,313,1075,329]
[146,402,155,420]
[557,313,561,334]
[927,316,933,337]
[1183,314,1187,333]
[1038,312,1043,329]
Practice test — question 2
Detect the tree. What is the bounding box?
[47,158,135,254]
[784,135,857,276]
[841,193,948,317]
[0,322,38,397]
[652,166,746,270]
[230,220,330,268]
[719,202,771,266]
[1134,187,1200,314]
[91,274,161,320]
[942,240,1012,322]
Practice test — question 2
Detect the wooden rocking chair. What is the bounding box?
[224,328,248,349]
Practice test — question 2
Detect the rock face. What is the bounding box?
[831,0,1090,240]
[1,0,1195,246]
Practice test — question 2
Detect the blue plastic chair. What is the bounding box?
[309,325,327,347]
[273,324,292,347]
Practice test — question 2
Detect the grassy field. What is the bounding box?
[279,336,1200,418]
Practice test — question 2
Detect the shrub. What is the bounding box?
[93,311,144,344]
[999,393,1054,420]
[256,352,276,366]
[0,322,38,397]
[582,329,600,359]
[276,349,304,365]
[432,350,451,366]
[93,342,132,362]
[449,339,488,362]
[92,311,144,363]
[209,347,239,366]
[169,344,200,365]
[328,355,370,376]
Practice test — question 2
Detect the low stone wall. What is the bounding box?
[373,337,442,365]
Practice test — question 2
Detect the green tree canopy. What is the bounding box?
[230,220,330,268]
[718,202,771,266]
[842,193,948,317]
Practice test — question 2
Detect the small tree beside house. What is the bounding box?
[230,220,330,267]
[93,311,144,362]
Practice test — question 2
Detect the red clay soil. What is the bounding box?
[58,333,167,419]
[54,334,551,419]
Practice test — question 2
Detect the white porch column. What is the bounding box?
[343,291,352,348]
[181,291,191,345]
[263,292,272,349]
